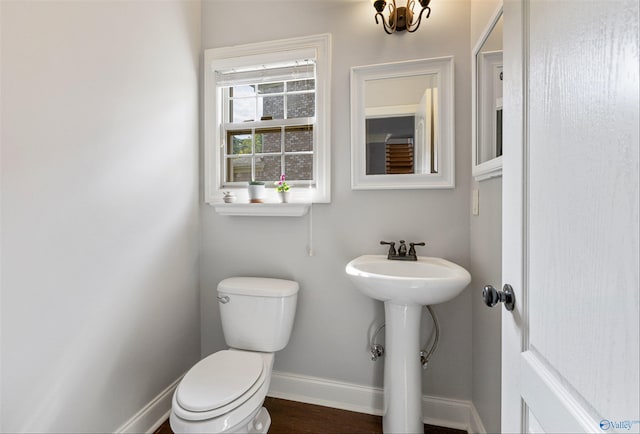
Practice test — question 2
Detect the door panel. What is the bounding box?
[521,351,597,432]
[502,0,639,432]
[527,0,639,423]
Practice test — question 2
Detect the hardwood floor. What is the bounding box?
[156,397,466,434]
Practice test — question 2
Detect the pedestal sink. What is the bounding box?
[345,254,471,433]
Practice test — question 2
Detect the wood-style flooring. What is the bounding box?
[155,397,466,434]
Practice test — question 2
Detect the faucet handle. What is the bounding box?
[380,240,397,256]
[408,242,426,257]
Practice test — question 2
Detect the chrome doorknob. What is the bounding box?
[482,284,515,311]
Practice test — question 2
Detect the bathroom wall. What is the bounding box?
[469,1,503,433]
[0,1,201,432]
[200,0,473,402]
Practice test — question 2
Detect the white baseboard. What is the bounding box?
[468,404,487,434]
[117,370,487,434]
[116,377,180,434]
[268,370,385,416]
[268,370,487,434]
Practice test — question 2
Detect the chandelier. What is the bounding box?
[372,0,432,34]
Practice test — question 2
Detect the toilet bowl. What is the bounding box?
[170,350,274,433]
[170,277,299,434]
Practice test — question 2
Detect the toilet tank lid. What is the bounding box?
[218,277,299,297]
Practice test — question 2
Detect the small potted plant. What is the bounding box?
[274,174,291,203]
[248,180,266,203]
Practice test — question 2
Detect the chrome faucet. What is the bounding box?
[380,240,425,261]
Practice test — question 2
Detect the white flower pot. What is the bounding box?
[248,184,266,203]
[278,191,291,203]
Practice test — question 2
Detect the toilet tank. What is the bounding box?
[217,277,299,352]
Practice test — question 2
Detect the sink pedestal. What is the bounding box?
[383,301,424,434]
[345,254,472,433]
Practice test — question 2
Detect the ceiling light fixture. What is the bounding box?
[372,0,432,34]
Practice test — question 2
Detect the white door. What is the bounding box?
[500,0,639,433]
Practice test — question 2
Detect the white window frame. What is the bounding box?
[204,34,332,204]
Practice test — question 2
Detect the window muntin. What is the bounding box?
[227,79,314,123]
[225,124,314,184]
[222,77,315,185]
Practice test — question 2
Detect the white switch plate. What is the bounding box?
[472,189,480,216]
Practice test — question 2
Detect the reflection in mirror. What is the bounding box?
[351,57,455,190]
[364,75,437,175]
[473,7,503,180]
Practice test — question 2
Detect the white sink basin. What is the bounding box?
[345,254,472,432]
[345,254,471,306]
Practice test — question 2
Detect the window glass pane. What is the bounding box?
[285,125,313,152]
[230,85,255,97]
[258,82,284,94]
[287,93,315,118]
[288,79,314,92]
[231,98,255,122]
[256,128,281,153]
[254,156,281,182]
[227,132,252,155]
[285,154,313,181]
[258,95,284,120]
[226,156,252,182]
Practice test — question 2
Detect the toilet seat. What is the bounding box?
[172,350,270,422]
[177,350,264,412]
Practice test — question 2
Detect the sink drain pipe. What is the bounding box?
[369,305,440,369]
[420,306,440,369]
[369,323,385,361]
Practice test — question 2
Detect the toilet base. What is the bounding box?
[170,406,271,434]
[245,407,271,433]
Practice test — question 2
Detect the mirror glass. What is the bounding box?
[364,74,437,176]
[351,57,455,190]
[473,9,503,180]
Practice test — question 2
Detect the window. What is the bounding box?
[221,72,315,183]
[204,34,331,204]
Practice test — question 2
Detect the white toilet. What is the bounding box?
[170,277,299,434]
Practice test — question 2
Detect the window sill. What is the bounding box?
[212,202,310,217]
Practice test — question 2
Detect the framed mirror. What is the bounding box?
[350,57,455,190]
[472,6,503,181]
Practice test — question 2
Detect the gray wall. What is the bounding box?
[470,177,502,433]
[0,1,201,431]
[200,0,474,400]
[0,1,505,431]
[469,1,503,433]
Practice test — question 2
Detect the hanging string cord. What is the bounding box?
[307,183,313,256]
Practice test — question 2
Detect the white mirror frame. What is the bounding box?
[472,4,503,181]
[350,57,455,190]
